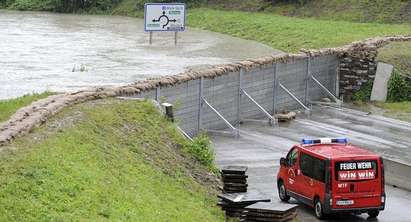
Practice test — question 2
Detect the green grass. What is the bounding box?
[0,92,54,123]
[375,101,411,122]
[377,101,411,112]
[0,99,224,221]
[3,0,411,24]
[269,0,411,24]
[8,0,54,11]
[207,0,411,24]
[110,0,144,17]
[354,101,411,122]
[187,9,411,52]
[377,42,411,75]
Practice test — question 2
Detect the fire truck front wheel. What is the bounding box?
[314,198,325,219]
[277,180,290,201]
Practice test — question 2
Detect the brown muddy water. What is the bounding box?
[0,10,281,100]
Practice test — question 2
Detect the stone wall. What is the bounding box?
[339,49,377,99]
[336,36,411,100]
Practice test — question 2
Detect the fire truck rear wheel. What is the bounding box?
[368,210,379,218]
[278,180,290,201]
[314,198,325,219]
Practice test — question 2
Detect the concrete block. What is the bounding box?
[384,158,411,192]
[370,62,394,102]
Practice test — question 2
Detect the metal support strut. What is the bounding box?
[279,83,311,111]
[241,89,277,126]
[197,77,239,137]
[239,68,277,126]
[310,74,342,106]
[177,126,193,142]
[202,97,239,137]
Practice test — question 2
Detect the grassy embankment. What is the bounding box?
[4,0,411,24]
[354,100,411,122]
[113,5,411,52]
[87,1,411,52]
[375,101,411,122]
[377,41,411,75]
[207,0,411,24]
[0,92,54,123]
[186,9,411,52]
[0,99,224,221]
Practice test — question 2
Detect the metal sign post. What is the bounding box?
[144,3,186,45]
[174,31,178,45]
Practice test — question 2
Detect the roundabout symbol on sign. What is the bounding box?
[144,3,185,45]
[152,11,177,29]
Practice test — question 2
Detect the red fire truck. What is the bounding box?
[277,138,385,219]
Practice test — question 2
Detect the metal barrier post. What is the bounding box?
[155,87,160,101]
[237,68,244,127]
[305,57,311,105]
[174,32,178,46]
[197,77,203,134]
[273,63,279,114]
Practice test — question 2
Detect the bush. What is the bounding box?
[387,70,411,102]
[10,0,54,11]
[352,80,374,102]
[8,0,121,12]
[127,0,204,10]
[185,133,215,170]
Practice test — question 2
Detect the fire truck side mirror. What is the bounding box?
[280,157,287,167]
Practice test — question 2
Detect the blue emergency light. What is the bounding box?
[302,137,348,145]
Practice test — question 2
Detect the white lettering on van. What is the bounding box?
[340,162,356,170]
[338,171,357,180]
[338,183,348,188]
[339,170,376,180]
[358,170,375,179]
[357,162,372,169]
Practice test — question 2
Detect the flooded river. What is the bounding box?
[0,10,280,100]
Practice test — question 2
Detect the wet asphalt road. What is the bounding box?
[211,105,411,222]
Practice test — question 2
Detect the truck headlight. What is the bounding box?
[330,198,333,206]
[381,196,385,203]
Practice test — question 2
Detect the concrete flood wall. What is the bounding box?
[384,158,411,192]
[135,55,339,137]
